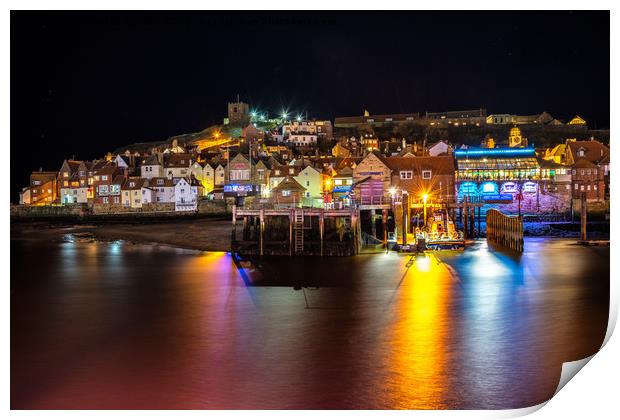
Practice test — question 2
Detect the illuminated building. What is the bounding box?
[454,146,546,203]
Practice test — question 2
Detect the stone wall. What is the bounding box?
[92,202,176,214]
[10,204,88,220]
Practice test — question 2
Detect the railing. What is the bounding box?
[486,209,523,252]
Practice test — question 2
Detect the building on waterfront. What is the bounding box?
[282,120,333,140]
[174,178,200,211]
[150,177,175,203]
[140,155,163,179]
[387,156,456,205]
[21,170,59,205]
[454,146,573,213]
[352,152,392,207]
[508,126,528,148]
[164,153,193,179]
[121,177,151,208]
[270,176,306,207]
[92,164,123,205]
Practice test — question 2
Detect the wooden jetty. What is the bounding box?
[231,206,362,256]
[486,209,524,252]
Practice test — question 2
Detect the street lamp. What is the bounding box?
[422,193,429,227]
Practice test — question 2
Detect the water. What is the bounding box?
[10,237,609,409]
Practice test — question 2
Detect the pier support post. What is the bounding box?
[383,209,388,250]
[463,205,469,240]
[401,193,408,246]
[231,205,237,247]
[477,207,481,238]
[289,209,293,256]
[319,210,325,256]
[580,192,587,241]
[259,209,265,256]
[370,209,376,238]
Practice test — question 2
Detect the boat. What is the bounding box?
[418,209,465,250]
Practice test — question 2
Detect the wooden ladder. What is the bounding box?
[294,209,304,254]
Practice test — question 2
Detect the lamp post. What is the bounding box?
[422,193,428,227]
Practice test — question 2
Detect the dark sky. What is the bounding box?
[11,10,609,200]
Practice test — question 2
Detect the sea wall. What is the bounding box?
[11,199,230,221]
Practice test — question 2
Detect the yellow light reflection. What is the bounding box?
[386,253,454,409]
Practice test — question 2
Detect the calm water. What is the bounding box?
[11,237,609,409]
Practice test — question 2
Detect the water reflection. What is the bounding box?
[387,253,453,409]
[10,238,609,409]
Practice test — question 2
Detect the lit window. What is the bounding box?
[422,170,432,179]
[400,171,413,180]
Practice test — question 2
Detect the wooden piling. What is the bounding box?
[259,209,265,256]
[319,210,325,256]
[486,208,523,252]
[580,192,587,241]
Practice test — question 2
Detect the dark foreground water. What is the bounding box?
[11,237,609,409]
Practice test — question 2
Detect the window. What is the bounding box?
[257,169,264,177]
[129,182,135,187]
[103,197,109,204]
[230,169,250,181]
[289,168,295,174]
[594,169,598,175]
[566,185,570,190]
[110,185,120,194]
[98,185,109,195]
[63,181,69,187]
[305,192,310,198]
[306,181,310,187]
[594,185,598,190]
[181,188,185,193]
[580,170,585,175]
[400,171,413,180]
[422,170,432,179]
[157,197,161,202]
[574,184,578,190]
[79,171,85,177]
[578,149,585,157]
[113,197,120,204]
[580,185,585,191]
[335,179,343,185]
[102,175,108,181]
[571,170,576,175]
[33,180,41,185]
[158,179,164,185]
[63,171,69,177]
[282,190,290,197]
[587,169,591,175]
[587,185,591,191]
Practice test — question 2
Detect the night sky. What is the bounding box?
[11,10,609,201]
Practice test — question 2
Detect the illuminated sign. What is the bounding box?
[224,184,254,193]
[522,181,538,193]
[458,182,477,194]
[482,194,514,202]
[481,182,498,194]
[501,182,518,194]
[454,147,536,159]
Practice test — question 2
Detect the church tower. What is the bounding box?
[508,126,527,148]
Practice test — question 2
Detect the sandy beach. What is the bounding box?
[10,217,232,252]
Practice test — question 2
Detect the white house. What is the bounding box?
[293,165,323,206]
[150,177,175,203]
[174,178,199,212]
[214,164,226,187]
[121,178,152,208]
[202,163,215,193]
[428,140,451,157]
[164,154,192,179]
[287,133,318,147]
[141,155,163,179]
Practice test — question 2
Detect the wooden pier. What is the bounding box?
[486,209,524,252]
[231,206,362,256]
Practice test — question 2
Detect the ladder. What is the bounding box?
[294,209,304,253]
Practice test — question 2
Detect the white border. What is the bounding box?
[3,2,616,419]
